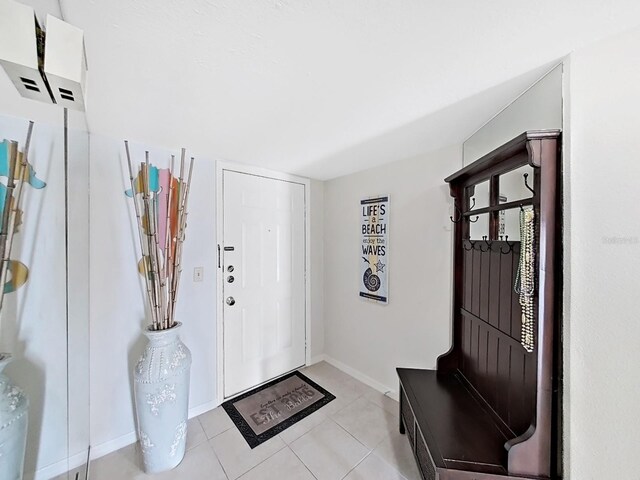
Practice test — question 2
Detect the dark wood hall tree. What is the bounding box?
[397,130,562,480]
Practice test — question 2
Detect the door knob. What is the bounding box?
[227,276,235,283]
[226,297,235,306]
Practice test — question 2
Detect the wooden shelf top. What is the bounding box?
[445,130,561,186]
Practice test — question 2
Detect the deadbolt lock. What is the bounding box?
[226,297,235,306]
[227,276,234,283]
[227,265,234,273]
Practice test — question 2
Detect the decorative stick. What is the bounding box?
[142,162,158,329]
[168,153,185,327]
[0,126,32,312]
[149,158,166,329]
[146,154,166,330]
[164,156,174,279]
[143,154,161,330]
[167,149,186,327]
[0,138,22,312]
[0,141,18,268]
[125,145,194,331]
[169,156,194,326]
[163,155,175,327]
[125,141,157,330]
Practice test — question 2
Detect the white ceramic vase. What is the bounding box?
[0,354,28,480]
[133,322,192,473]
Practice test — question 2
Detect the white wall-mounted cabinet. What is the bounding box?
[44,14,87,111]
[0,0,53,104]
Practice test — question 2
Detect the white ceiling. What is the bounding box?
[9,1,640,179]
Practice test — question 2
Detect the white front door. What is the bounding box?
[222,169,306,398]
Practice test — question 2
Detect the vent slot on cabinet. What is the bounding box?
[20,77,41,92]
[59,87,75,101]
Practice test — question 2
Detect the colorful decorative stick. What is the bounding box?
[124,142,194,331]
[0,122,33,311]
[125,142,157,329]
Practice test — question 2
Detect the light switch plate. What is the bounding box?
[193,267,203,282]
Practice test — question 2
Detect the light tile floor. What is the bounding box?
[89,362,421,480]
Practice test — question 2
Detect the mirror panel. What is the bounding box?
[499,165,534,204]
[469,181,490,210]
[500,207,521,242]
[469,213,490,240]
[0,104,89,480]
[0,115,66,477]
[463,64,562,165]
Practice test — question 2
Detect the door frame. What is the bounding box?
[215,161,311,405]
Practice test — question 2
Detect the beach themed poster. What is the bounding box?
[360,195,389,304]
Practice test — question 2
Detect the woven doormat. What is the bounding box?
[222,371,335,448]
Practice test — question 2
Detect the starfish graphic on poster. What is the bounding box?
[360,195,389,304]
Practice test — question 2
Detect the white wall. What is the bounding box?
[309,179,325,359]
[322,145,460,392]
[88,134,217,457]
[563,26,640,479]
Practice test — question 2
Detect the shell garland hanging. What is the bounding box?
[124,142,194,331]
[515,206,536,352]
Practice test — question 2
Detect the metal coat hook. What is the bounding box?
[463,240,474,251]
[480,235,491,252]
[500,235,512,254]
[467,197,479,222]
[506,235,514,246]
[501,234,515,254]
[450,203,463,223]
[523,173,535,195]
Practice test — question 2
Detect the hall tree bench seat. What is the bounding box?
[398,368,538,480]
[397,131,562,480]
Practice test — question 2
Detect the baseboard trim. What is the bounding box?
[89,430,137,461]
[188,400,218,419]
[309,354,328,365]
[321,354,399,401]
[89,400,219,462]
[29,450,88,480]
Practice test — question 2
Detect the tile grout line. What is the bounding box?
[288,445,320,480]
[231,441,289,480]
[287,410,370,480]
[206,433,232,480]
[330,395,411,479]
[340,450,374,480]
[339,448,410,480]
[331,417,372,453]
[197,411,234,441]
[204,437,231,480]
[368,441,412,480]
